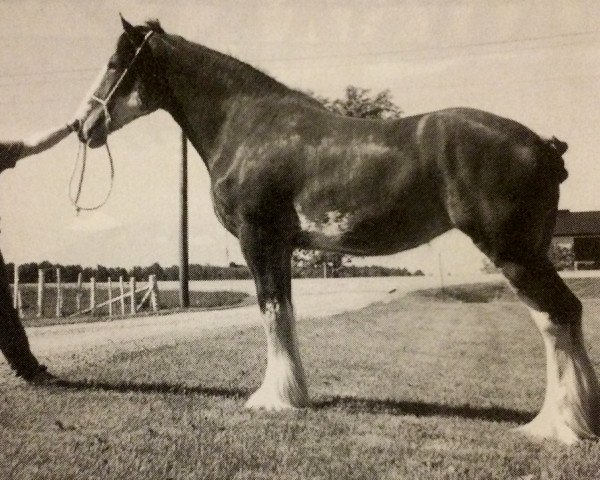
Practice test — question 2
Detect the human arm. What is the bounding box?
[1,96,89,170]
[19,120,78,158]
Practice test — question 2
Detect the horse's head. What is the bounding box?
[79,16,168,148]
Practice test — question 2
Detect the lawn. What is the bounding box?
[2,294,600,478]
[409,277,600,303]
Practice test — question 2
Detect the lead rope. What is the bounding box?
[68,138,115,214]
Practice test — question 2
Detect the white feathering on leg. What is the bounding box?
[516,308,600,444]
[245,299,309,410]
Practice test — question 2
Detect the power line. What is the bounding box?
[0,67,98,80]
[250,30,600,63]
[398,71,600,92]
[0,76,93,88]
[0,98,65,107]
[248,38,599,72]
[0,29,597,100]
[1,29,598,80]
[0,34,594,93]
[0,42,592,96]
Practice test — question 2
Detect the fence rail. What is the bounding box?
[12,266,160,319]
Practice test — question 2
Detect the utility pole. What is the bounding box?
[179,130,190,307]
[438,252,445,292]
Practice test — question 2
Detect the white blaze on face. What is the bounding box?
[77,65,109,122]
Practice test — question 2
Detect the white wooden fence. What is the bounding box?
[12,267,160,318]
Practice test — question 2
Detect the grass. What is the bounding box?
[2,295,600,478]
[410,276,600,303]
[18,286,250,327]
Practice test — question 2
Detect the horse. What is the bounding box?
[76,16,599,444]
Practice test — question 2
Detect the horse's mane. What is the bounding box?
[141,19,324,109]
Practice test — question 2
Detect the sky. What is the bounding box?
[1,0,600,275]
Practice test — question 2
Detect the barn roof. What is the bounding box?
[554,210,600,236]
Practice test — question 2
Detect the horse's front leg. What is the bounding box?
[240,221,309,410]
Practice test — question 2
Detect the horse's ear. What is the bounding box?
[120,13,142,42]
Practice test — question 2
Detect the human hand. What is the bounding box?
[68,96,93,132]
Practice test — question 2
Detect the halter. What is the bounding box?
[90,31,154,127]
[70,31,154,213]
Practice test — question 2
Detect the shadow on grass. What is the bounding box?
[47,378,250,400]
[315,396,534,424]
[39,377,534,424]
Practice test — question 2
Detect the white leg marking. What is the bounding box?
[516,308,600,444]
[245,299,309,410]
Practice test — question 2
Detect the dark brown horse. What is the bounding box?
[77,17,599,444]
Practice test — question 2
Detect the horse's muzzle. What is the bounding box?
[80,109,108,148]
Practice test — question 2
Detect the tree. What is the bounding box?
[316,86,403,120]
[481,258,501,274]
[295,86,403,276]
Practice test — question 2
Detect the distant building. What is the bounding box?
[551,210,600,270]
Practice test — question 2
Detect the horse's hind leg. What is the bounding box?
[499,257,600,443]
[239,221,309,410]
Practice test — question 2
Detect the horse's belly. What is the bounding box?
[294,202,451,255]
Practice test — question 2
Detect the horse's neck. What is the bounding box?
[157,35,288,167]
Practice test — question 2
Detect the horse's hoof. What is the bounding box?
[514,417,598,445]
[245,387,310,411]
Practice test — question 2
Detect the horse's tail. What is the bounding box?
[541,135,569,183]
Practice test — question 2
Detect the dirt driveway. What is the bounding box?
[21,274,496,367]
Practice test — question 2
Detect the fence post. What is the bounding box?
[55,268,62,317]
[119,276,125,315]
[13,264,19,309]
[130,277,136,314]
[149,275,160,312]
[90,277,96,316]
[108,277,113,317]
[13,264,23,317]
[16,290,23,317]
[76,272,83,312]
[37,269,45,318]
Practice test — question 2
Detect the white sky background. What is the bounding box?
[1,0,599,274]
